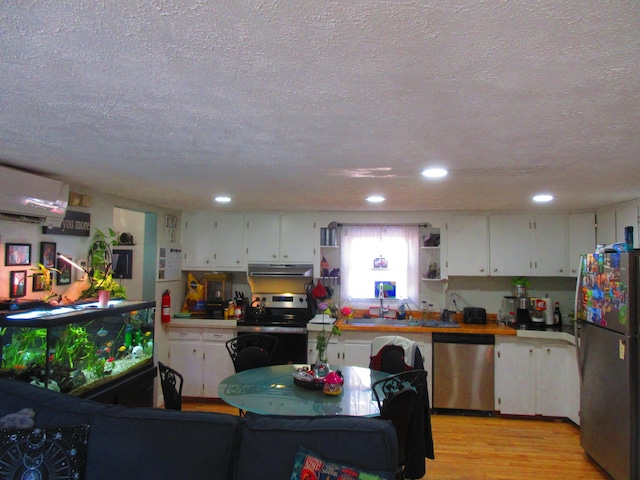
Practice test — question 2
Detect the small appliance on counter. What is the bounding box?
[203,273,233,318]
[501,296,532,327]
[463,307,487,324]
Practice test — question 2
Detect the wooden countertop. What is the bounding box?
[334,317,517,336]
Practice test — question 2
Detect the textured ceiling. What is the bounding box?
[1,1,639,213]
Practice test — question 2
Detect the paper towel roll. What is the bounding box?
[543,298,554,325]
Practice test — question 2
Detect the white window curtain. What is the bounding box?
[340,225,419,304]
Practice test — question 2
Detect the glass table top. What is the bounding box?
[218,365,391,416]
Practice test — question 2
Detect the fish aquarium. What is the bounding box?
[0,300,155,399]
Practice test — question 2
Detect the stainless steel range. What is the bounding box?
[236,292,313,365]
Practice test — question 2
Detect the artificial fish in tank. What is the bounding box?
[97,328,108,337]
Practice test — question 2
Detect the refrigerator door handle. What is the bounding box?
[575,321,585,381]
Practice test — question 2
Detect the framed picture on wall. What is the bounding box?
[56,257,72,285]
[112,249,133,279]
[32,273,45,292]
[10,270,27,298]
[5,243,31,266]
[40,242,57,268]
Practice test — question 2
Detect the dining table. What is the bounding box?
[217,364,392,416]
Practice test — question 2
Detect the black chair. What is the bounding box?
[372,369,429,480]
[158,361,183,411]
[225,334,279,373]
[369,335,424,374]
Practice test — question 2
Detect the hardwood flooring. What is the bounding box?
[183,399,609,479]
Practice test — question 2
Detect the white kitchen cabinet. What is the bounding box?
[168,327,235,398]
[246,213,316,263]
[596,208,616,246]
[489,215,531,277]
[445,216,489,276]
[280,213,316,263]
[213,213,246,270]
[495,337,576,418]
[182,211,245,270]
[565,344,580,425]
[494,338,537,414]
[489,214,567,276]
[530,214,568,276]
[167,329,204,397]
[615,201,639,248]
[536,343,570,417]
[568,212,596,275]
[181,211,215,269]
[202,330,236,397]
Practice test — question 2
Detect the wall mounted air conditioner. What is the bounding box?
[0,165,69,227]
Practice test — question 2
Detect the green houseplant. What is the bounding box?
[29,262,62,302]
[79,228,127,301]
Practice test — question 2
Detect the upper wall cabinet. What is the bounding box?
[246,213,316,263]
[445,216,490,276]
[615,202,639,249]
[181,211,245,271]
[213,214,246,270]
[182,211,215,269]
[490,214,567,277]
[568,213,596,275]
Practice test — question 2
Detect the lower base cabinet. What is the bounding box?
[495,337,579,422]
[168,327,235,398]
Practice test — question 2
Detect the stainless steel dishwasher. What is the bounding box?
[432,333,495,411]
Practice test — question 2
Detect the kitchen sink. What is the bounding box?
[345,317,460,328]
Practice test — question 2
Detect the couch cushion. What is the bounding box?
[235,413,397,480]
[86,407,238,480]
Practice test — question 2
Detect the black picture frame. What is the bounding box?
[40,241,57,268]
[5,243,31,266]
[32,273,45,292]
[56,257,72,285]
[113,249,133,279]
[10,270,27,298]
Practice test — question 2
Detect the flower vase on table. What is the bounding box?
[313,349,330,379]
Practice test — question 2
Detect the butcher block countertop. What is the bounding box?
[334,317,516,336]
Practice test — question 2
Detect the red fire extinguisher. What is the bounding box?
[161,290,171,323]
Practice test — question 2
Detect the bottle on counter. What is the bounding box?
[553,302,562,327]
[420,301,428,321]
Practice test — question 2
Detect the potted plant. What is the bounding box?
[79,228,127,303]
[29,262,62,303]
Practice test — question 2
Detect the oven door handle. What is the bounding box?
[236,325,307,334]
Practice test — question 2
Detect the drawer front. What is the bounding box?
[168,328,201,341]
[202,330,234,343]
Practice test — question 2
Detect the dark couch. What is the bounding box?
[0,378,398,480]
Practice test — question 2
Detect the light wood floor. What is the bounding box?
[183,400,609,479]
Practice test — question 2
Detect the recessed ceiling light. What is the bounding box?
[366,195,385,203]
[214,196,231,203]
[533,194,553,203]
[421,168,448,178]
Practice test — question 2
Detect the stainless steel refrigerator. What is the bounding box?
[575,250,639,480]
